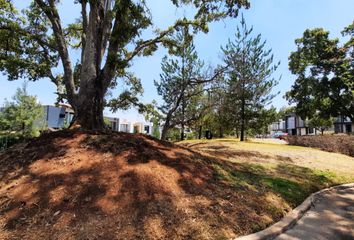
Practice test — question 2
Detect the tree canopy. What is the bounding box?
[0,0,250,129]
[286,22,354,121]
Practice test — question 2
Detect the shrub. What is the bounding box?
[285,135,354,157]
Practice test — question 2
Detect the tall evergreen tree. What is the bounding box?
[0,0,250,130]
[0,83,44,137]
[222,16,280,141]
[155,26,205,141]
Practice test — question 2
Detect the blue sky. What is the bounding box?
[1,0,353,121]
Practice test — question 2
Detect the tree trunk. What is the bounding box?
[219,125,223,138]
[198,125,202,139]
[70,77,106,130]
[161,123,169,141]
[161,112,173,140]
[240,98,245,141]
[73,98,104,130]
[180,123,185,141]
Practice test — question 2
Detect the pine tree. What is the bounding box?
[222,16,280,141]
[0,83,44,137]
[155,26,205,140]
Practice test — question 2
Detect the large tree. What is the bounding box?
[155,25,206,141]
[0,0,250,130]
[286,23,354,122]
[222,16,279,141]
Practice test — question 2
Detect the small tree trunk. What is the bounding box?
[240,98,246,141]
[180,123,185,141]
[219,126,223,138]
[161,114,172,141]
[198,125,202,139]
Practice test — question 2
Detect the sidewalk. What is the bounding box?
[275,186,354,240]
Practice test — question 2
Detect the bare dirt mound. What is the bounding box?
[0,130,289,240]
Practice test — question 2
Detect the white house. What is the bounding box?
[268,113,353,136]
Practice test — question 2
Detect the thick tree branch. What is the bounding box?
[35,0,77,106]
[81,0,88,53]
[102,19,193,88]
[100,0,113,60]
[189,65,228,85]
[124,20,198,63]
[124,32,170,63]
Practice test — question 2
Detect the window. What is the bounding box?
[120,124,129,132]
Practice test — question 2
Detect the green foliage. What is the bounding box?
[152,118,161,139]
[166,127,181,141]
[196,85,235,138]
[277,106,296,119]
[0,1,59,81]
[221,16,280,140]
[212,162,333,206]
[0,0,250,129]
[0,83,44,138]
[155,25,206,140]
[0,0,250,124]
[103,117,111,128]
[248,107,278,136]
[286,23,354,121]
[307,114,334,134]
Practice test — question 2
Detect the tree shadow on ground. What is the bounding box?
[187,144,293,163]
[0,130,337,240]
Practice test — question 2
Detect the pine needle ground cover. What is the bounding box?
[0,132,353,240]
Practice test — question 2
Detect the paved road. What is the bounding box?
[275,187,354,240]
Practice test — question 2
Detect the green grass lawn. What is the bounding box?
[179,138,354,207]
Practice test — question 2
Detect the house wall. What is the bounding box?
[144,125,151,134]
[44,105,66,129]
[297,128,307,136]
[120,123,131,133]
[133,123,144,133]
[269,113,351,136]
[334,116,353,134]
[106,117,119,131]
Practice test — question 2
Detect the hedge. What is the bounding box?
[285,135,354,157]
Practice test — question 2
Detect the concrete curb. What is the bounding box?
[233,183,354,240]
